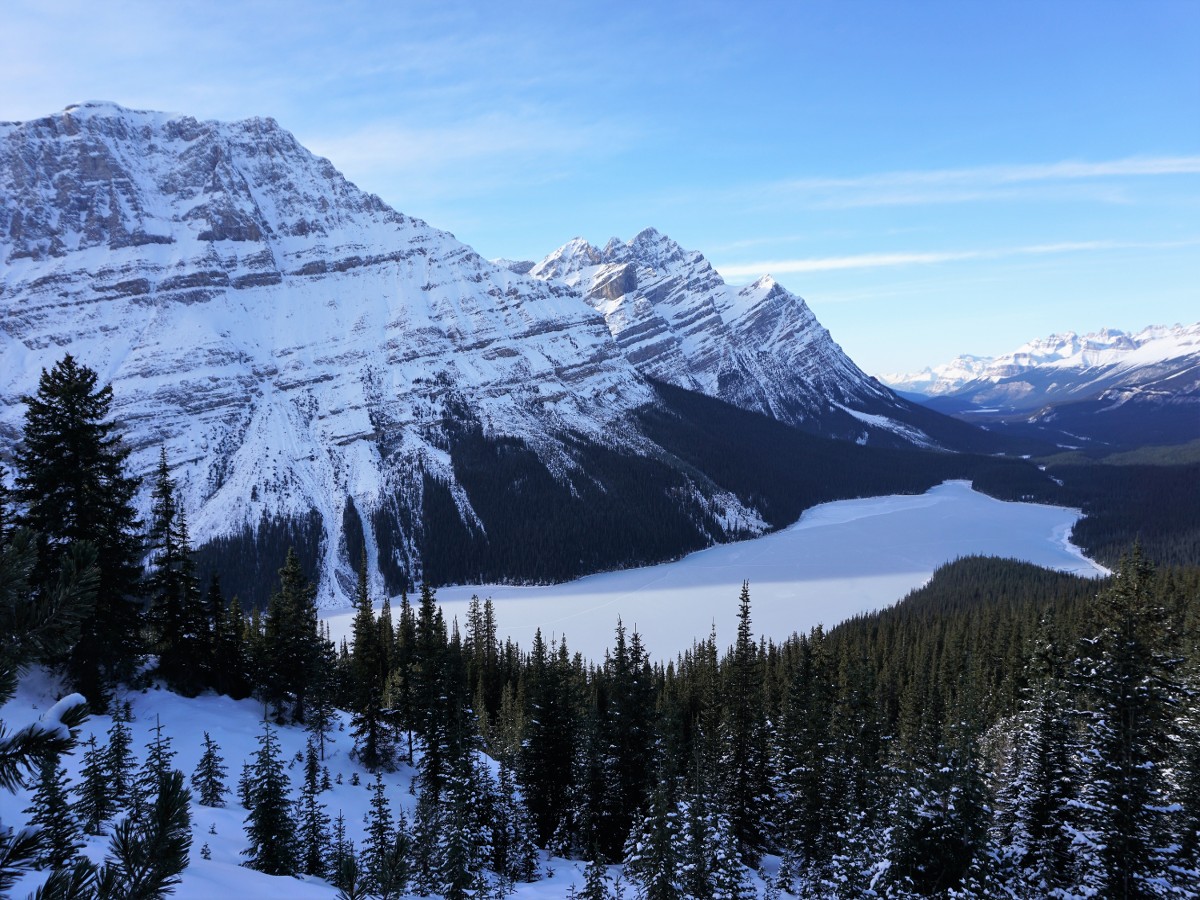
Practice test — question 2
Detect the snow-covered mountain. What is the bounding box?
[0,102,697,600]
[880,324,1200,448]
[0,102,998,605]
[514,230,984,450]
[880,355,993,397]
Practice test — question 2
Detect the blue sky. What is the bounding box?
[3,0,1197,373]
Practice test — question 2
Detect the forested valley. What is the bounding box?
[2,356,1198,899]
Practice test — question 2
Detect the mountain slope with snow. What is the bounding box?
[521,230,993,452]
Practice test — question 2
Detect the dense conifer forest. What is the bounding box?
[2,356,1199,898]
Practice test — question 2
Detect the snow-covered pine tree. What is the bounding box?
[1072,549,1187,897]
[362,769,394,889]
[433,754,494,900]
[191,731,229,808]
[261,548,322,724]
[519,628,577,847]
[684,785,756,900]
[104,700,135,807]
[24,752,83,869]
[130,715,176,823]
[14,354,143,709]
[623,776,683,900]
[577,855,617,900]
[350,555,386,770]
[295,737,332,878]
[74,733,115,835]
[329,810,363,897]
[986,628,1079,897]
[720,581,770,864]
[374,807,414,900]
[775,624,836,880]
[491,759,539,884]
[241,721,297,876]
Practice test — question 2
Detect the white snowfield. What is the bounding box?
[323,480,1109,663]
[0,674,636,900]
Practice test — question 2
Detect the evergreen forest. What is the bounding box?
[2,355,1199,899]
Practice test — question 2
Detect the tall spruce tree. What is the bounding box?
[296,737,331,878]
[242,721,297,876]
[74,734,115,835]
[1073,549,1186,897]
[519,628,577,847]
[988,628,1078,896]
[261,549,322,724]
[363,770,395,890]
[721,582,769,863]
[24,752,83,870]
[104,700,136,807]
[350,555,386,770]
[14,354,143,708]
[191,731,229,808]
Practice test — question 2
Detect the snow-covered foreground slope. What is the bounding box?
[325,481,1108,663]
[4,672,715,899]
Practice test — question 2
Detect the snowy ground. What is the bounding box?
[325,480,1108,661]
[0,671,673,899]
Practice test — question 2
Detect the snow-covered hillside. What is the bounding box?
[5,671,759,899]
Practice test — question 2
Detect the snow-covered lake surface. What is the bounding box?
[324,481,1108,662]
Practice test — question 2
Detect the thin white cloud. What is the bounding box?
[716,237,1200,278]
[761,156,1200,209]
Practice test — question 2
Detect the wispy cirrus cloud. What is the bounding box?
[761,156,1200,209]
[716,237,1200,278]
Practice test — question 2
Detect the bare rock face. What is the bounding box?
[0,102,675,602]
[529,228,939,446]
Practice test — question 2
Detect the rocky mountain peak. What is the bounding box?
[0,101,662,604]
[529,230,947,447]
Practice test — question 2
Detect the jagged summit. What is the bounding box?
[528,230,973,449]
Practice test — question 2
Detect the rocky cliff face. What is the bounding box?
[524,229,966,448]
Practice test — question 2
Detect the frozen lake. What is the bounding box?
[322,480,1109,663]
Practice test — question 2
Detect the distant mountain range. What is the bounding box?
[0,102,1042,603]
[880,324,1200,450]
